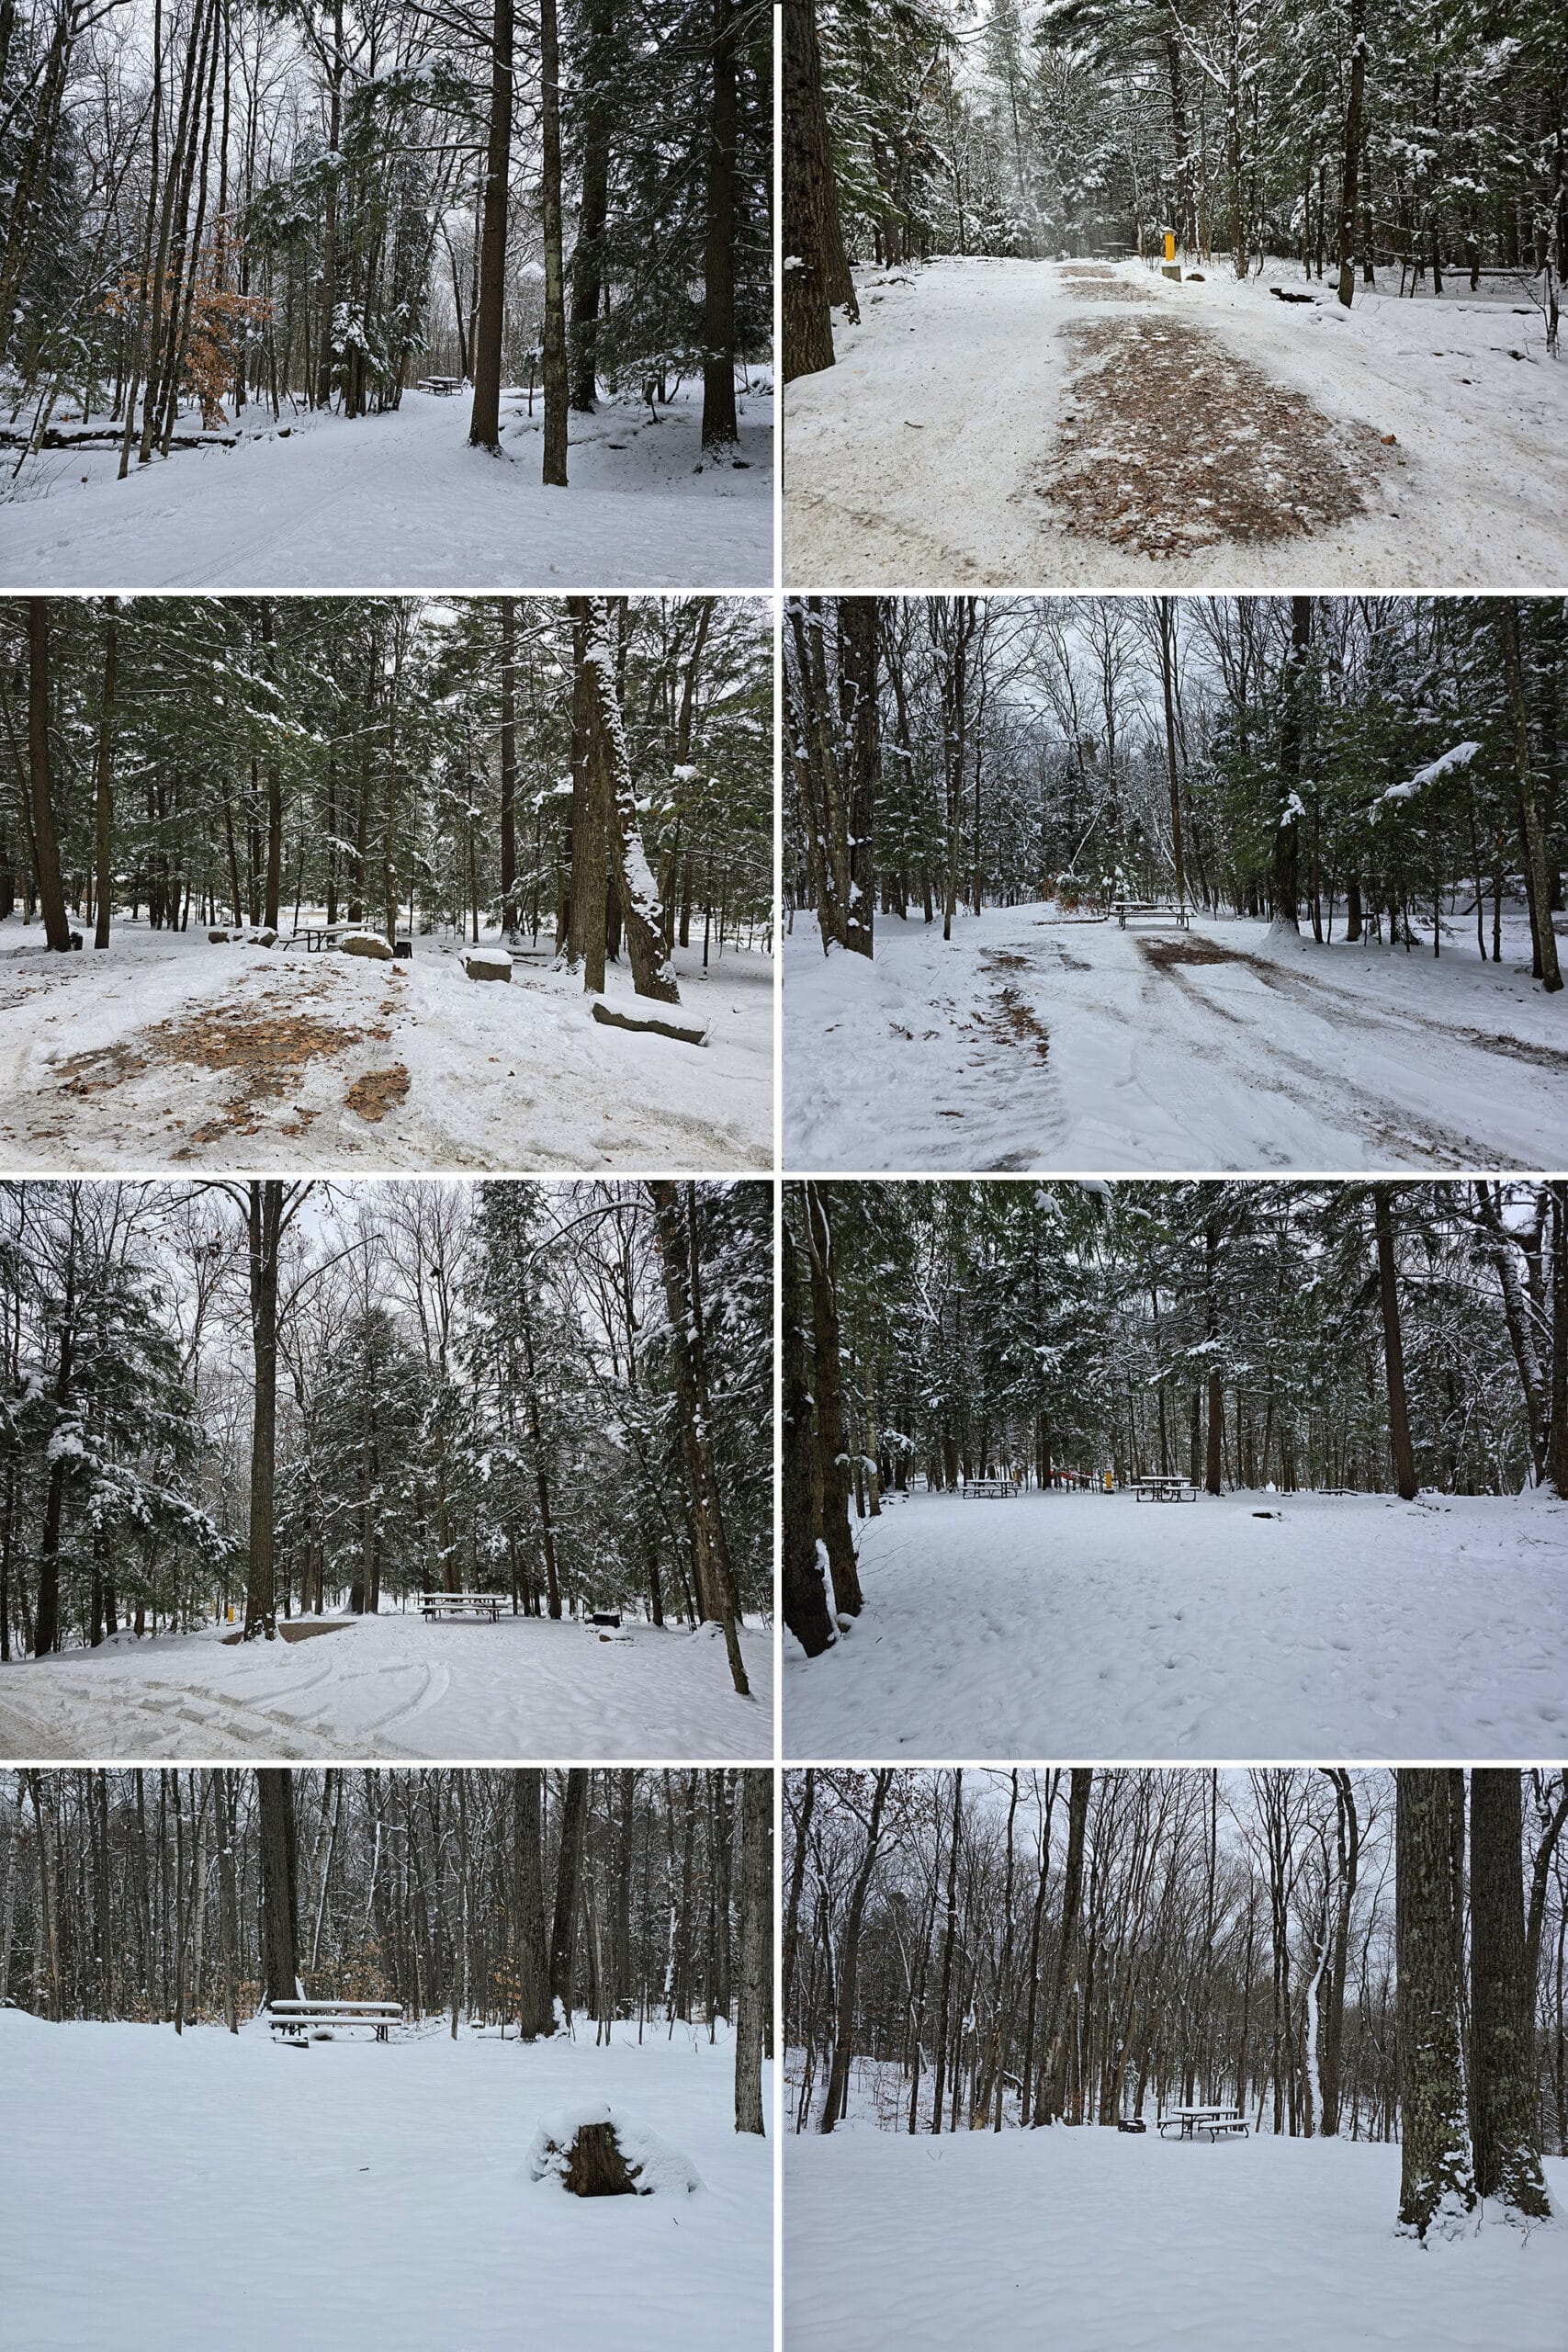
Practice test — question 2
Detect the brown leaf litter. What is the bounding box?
[344,1066,412,1122]
[1034,313,1384,556]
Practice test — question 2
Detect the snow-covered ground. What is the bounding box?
[0,380,772,590]
[784,2115,1568,2352]
[784,256,1567,590]
[0,919,772,1170]
[2,2008,770,2352]
[783,1487,1568,1762]
[0,1609,772,1761]
[783,903,1568,1172]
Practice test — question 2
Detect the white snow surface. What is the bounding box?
[783,904,1568,1172]
[784,257,1568,590]
[0,1609,772,1761]
[0,382,773,589]
[785,2117,1568,2352]
[0,920,772,1170]
[1,2009,769,2352]
[783,1487,1568,1762]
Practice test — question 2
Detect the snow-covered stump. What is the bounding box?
[527,2104,700,2199]
[463,948,513,983]
[338,931,394,961]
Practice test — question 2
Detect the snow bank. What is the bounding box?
[527,2102,702,2196]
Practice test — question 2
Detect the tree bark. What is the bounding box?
[782,0,839,379]
[257,1768,301,2006]
[783,1220,835,1654]
[1374,1187,1418,1500]
[242,1181,284,1637]
[1471,1769,1551,2215]
[538,0,569,485]
[804,1183,863,1614]
[819,1770,890,2131]
[93,605,117,948]
[548,1767,589,2024]
[26,601,71,950]
[701,0,739,449]
[1499,602,1563,992]
[468,0,513,451]
[1395,1770,1477,2238]
[735,1770,772,2133]
[513,1768,554,2037]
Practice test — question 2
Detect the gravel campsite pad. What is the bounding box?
[1035,312,1387,555]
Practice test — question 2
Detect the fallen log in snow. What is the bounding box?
[591,1001,708,1047]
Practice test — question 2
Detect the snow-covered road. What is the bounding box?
[0,381,772,590]
[0,922,772,1171]
[0,1609,773,1761]
[783,1487,1568,1761]
[784,256,1568,590]
[786,2121,1568,2352]
[784,904,1568,1172]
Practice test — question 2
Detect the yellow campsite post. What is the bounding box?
[1161,229,1180,282]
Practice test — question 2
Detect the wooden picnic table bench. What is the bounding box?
[961,1476,1017,1498]
[1157,2105,1248,2141]
[1115,900,1192,929]
[415,1590,502,1622]
[1134,1476,1201,1502]
[267,1997,402,2042]
[417,376,463,395]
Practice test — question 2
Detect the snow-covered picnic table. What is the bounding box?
[415,1590,503,1622]
[1134,1476,1201,1502]
[960,1476,1017,1498]
[266,1998,403,2042]
[1157,2104,1248,2140]
[1114,900,1192,930]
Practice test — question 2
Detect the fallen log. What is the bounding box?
[0,427,241,451]
[590,1000,708,1047]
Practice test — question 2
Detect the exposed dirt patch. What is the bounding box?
[979,947,1033,973]
[1034,314,1383,556]
[345,1065,412,1122]
[985,984,1051,1064]
[1063,278,1156,304]
[1138,935,1240,967]
[55,1038,148,1095]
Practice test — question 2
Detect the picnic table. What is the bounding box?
[961,1476,1017,1498]
[292,925,344,952]
[417,376,463,396]
[1159,2104,1248,2140]
[267,1998,402,2042]
[1134,1476,1201,1502]
[1115,900,1192,929]
[415,1590,502,1622]
[1157,2104,1248,2141]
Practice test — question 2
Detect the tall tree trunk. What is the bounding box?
[803,1183,863,1614]
[1335,0,1366,307]
[930,1770,964,2134]
[257,1768,301,2006]
[1374,1188,1418,1501]
[1500,602,1563,993]
[819,1771,890,2132]
[1395,1770,1477,2238]
[781,0,839,379]
[1271,597,1311,930]
[549,1767,589,2023]
[1037,1768,1090,2124]
[27,601,70,951]
[782,1220,835,1655]
[513,1768,554,2038]
[243,1181,284,1637]
[568,0,611,410]
[701,0,739,449]
[538,0,569,485]
[499,597,517,934]
[1471,1769,1551,2216]
[468,0,513,451]
[93,605,117,948]
[735,1770,772,2134]
[576,600,681,1001]
[839,597,878,958]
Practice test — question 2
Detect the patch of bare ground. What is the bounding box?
[345,1065,412,1121]
[1035,314,1384,556]
[1138,935,1240,967]
[220,1621,352,1645]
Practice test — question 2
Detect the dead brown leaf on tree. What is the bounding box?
[1034,315,1384,556]
[344,1066,412,1122]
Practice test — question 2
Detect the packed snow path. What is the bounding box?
[5,2012,771,2352]
[784,905,1568,1172]
[783,1488,1568,1761]
[0,1610,773,1761]
[786,2123,1568,2352]
[0,382,773,590]
[0,923,772,1171]
[784,257,1568,590]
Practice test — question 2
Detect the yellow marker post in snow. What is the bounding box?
[1161,229,1180,282]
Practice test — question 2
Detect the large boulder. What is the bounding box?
[339,930,394,961]
[526,2104,700,2199]
[209,929,231,944]
[463,948,513,983]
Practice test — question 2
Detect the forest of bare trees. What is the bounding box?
[0,1178,771,1690]
[2,1765,773,2129]
[786,1767,1568,2233]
